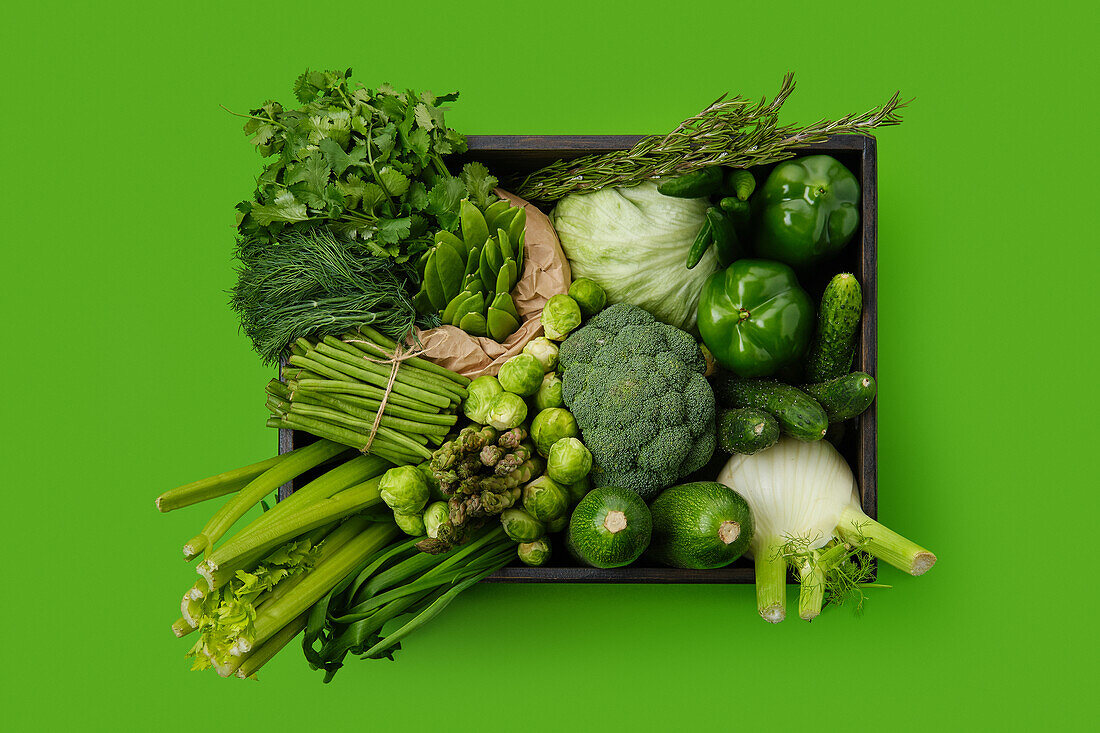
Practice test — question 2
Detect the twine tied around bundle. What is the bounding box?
[342,337,424,454]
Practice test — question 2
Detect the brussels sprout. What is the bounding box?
[423,501,449,539]
[541,294,582,341]
[486,392,529,430]
[522,475,570,522]
[563,473,592,505]
[417,461,445,501]
[501,508,545,542]
[522,337,559,373]
[464,375,504,424]
[379,465,429,514]
[533,372,563,411]
[517,538,552,567]
[547,437,593,484]
[530,407,579,457]
[568,278,607,318]
[497,354,544,396]
[545,515,568,533]
[394,511,426,536]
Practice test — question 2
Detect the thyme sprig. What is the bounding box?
[514,74,908,201]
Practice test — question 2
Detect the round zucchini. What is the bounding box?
[566,486,651,568]
[648,482,754,569]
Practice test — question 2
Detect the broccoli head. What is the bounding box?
[558,303,716,500]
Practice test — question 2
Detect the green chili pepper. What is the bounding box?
[658,166,723,198]
[685,216,715,270]
[719,197,752,225]
[723,169,756,201]
[706,208,743,268]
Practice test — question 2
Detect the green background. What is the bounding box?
[4,0,1095,729]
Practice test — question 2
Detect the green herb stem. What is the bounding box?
[796,553,826,622]
[298,388,457,427]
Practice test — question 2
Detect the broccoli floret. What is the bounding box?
[559,303,717,500]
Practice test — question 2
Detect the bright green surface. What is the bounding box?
[3,1,1095,729]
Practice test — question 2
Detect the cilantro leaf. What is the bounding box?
[287,154,331,195]
[460,162,498,209]
[359,182,388,212]
[407,181,428,211]
[248,190,310,225]
[378,168,410,198]
[413,103,436,130]
[319,138,367,176]
[376,217,411,244]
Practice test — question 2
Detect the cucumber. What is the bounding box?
[566,486,651,568]
[712,373,827,442]
[805,273,863,382]
[802,372,877,423]
[648,482,754,569]
[717,408,779,455]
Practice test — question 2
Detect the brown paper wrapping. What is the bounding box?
[413,189,571,378]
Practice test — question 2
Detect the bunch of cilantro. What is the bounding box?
[230,69,501,364]
[236,68,494,259]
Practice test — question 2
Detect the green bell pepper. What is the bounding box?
[696,259,814,377]
[754,155,860,267]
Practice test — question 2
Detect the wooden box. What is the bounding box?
[280,134,878,583]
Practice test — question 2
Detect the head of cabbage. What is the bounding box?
[551,182,713,331]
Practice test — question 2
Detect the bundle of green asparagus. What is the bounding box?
[265,325,468,466]
[417,425,543,552]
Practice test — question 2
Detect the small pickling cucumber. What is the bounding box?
[717,408,779,455]
[802,372,877,423]
[712,374,828,442]
[804,273,863,382]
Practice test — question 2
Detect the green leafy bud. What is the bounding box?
[518,538,552,566]
[463,375,504,424]
[547,437,593,484]
[522,337,560,372]
[501,508,545,542]
[379,465,429,514]
[522,475,570,522]
[498,353,544,396]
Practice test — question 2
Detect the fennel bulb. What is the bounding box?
[551,182,713,331]
[718,438,935,623]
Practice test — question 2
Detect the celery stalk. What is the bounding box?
[156,453,286,513]
[233,612,309,679]
[199,477,386,575]
[182,440,349,559]
[244,522,399,654]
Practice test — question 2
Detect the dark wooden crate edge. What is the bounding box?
[279,134,879,584]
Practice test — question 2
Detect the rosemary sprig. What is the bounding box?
[513,74,908,201]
